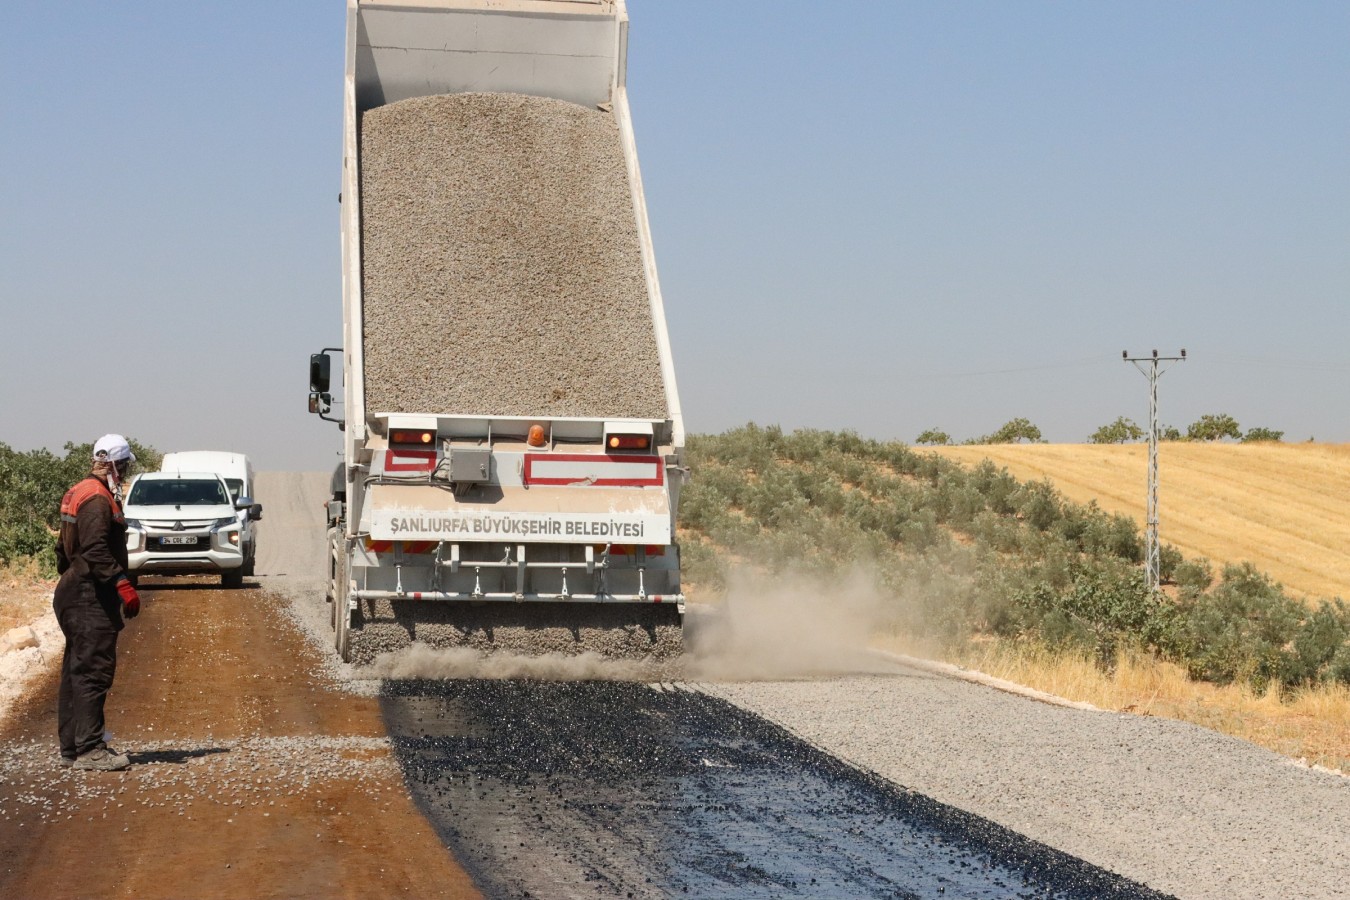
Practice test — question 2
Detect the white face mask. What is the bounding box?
[98,456,132,501]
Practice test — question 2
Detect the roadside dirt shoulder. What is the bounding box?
[0,578,480,899]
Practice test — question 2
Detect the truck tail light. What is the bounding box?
[390,429,435,446]
[607,434,650,451]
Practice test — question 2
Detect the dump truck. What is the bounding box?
[307,0,686,664]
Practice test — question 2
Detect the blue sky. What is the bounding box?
[3,1,1347,470]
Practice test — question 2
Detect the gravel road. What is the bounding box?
[701,676,1349,900]
[4,471,1345,899]
[267,470,1348,898]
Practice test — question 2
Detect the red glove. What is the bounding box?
[116,577,140,619]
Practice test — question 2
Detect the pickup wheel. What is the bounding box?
[242,545,256,577]
[222,570,245,589]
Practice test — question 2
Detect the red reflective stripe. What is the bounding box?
[596,544,666,556]
[384,449,437,473]
[364,539,437,554]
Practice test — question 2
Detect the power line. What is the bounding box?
[936,356,1104,378]
[1203,353,1350,373]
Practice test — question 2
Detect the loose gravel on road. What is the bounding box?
[360,92,668,421]
[700,675,1350,900]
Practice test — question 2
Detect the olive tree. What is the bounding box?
[1186,413,1241,442]
[1088,417,1145,444]
[985,418,1043,444]
[914,428,951,446]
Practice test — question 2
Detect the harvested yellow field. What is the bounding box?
[926,443,1350,602]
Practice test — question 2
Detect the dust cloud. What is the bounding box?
[355,568,899,683]
[683,569,898,681]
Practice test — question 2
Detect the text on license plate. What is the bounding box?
[161,535,198,545]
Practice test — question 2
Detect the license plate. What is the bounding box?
[161,535,198,545]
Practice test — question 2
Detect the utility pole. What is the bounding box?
[1123,349,1186,592]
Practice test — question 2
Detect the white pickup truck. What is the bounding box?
[159,450,262,575]
[123,471,253,588]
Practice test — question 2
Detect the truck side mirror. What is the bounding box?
[309,353,331,393]
[249,503,263,522]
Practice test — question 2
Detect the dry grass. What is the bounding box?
[0,560,53,633]
[901,636,1350,775]
[927,442,1350,602]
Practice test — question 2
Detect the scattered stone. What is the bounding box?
[3,625,39,652]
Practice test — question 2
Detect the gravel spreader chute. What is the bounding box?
[309,0,686,664]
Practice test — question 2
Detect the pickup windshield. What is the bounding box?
[129,479,229,507]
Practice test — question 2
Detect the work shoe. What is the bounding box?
[59,755,75,768]
[73,747,131,772]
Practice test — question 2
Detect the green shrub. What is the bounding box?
[677,425,1350,691]
[1173,557,1214,599]
[0,439,161,575]
[1179,563,1304,690]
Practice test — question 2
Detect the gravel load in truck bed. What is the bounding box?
[359,92,669,421]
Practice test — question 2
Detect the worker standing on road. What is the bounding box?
[53,434,141,772]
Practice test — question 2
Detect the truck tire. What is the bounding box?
[222,569,245,589]
[324,527,338,605]
[334,549,352,662]
[243,545,256,577]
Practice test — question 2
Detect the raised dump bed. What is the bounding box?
[360,91,668,420]
[310,0,686,663]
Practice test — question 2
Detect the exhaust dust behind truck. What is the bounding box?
[307,0,686,664]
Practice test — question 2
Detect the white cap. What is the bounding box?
[93,434,136,463]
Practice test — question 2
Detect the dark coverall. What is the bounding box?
[54,475,130,760]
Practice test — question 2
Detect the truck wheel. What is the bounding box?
[243,546,256,577]
[222,570,245,589]
[334,548,352,662]
[325,527,338,604]
[127,573,139,588]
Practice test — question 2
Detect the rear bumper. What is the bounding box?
[349,589,685,614]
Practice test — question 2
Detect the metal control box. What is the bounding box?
[447,446,491,483]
